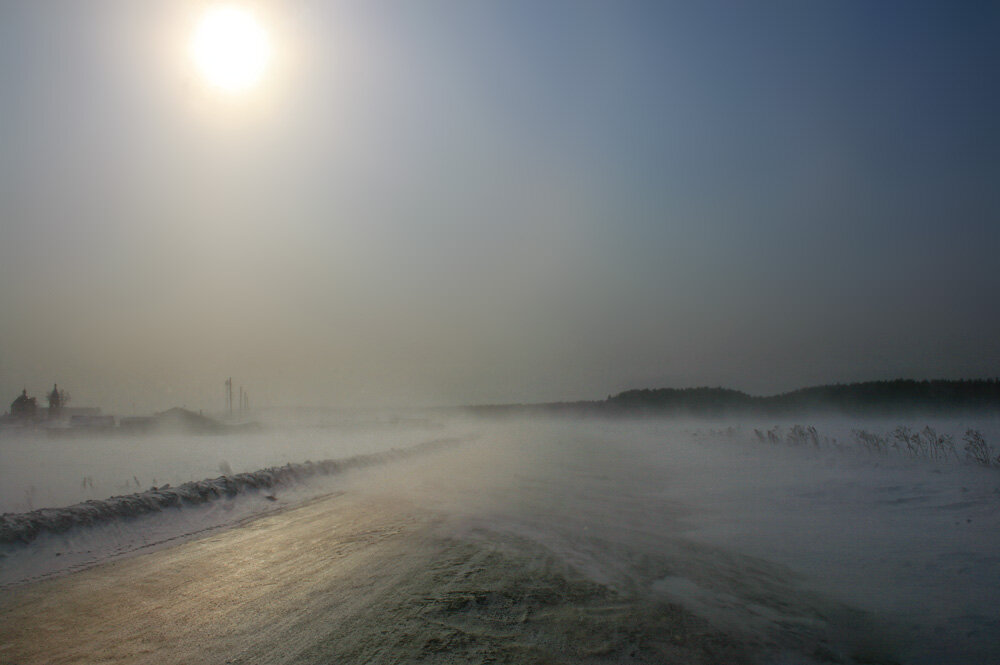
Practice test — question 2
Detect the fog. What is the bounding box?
[2,2,999,413]
[2,2,999,661]
[3,413,999,663]
[0,409,464,513]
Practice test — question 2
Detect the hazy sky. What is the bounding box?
[1,1,998,412]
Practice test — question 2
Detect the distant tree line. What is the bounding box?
[462,379,1000,417]
[605,379,1000,416]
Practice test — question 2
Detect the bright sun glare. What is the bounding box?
[191,5,271,92]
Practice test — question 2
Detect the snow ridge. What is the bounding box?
[0,437,461,545]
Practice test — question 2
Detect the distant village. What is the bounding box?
[3,383,146,432]
[1,384,240,434]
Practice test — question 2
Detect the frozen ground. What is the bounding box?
[0,409,462,513]
[2,414,999,664]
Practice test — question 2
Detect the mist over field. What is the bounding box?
[2,1,999,663]
[3,411,1000,663]
[0,408,457,513]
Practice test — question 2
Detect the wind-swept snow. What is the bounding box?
[0,437,460,545]
[2,415,999,663]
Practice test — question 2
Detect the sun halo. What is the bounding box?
[190,5,271,93]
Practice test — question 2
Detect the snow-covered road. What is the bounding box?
[2,417,999,664]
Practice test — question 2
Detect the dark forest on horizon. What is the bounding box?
[465,379,1000,417]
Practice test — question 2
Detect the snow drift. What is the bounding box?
[0,436,460,545]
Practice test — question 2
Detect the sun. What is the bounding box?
[190,5,271,92]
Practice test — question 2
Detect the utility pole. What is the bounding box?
[239,385,243,416]
[225,377,232,416]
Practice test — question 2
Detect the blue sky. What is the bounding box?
[1,1,998,411]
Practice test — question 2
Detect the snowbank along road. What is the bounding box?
[3,417,999,664]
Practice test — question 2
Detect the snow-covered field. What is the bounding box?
[0,409,463,513]
[2,413,1000,663]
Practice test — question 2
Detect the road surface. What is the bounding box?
[0,433,896,664]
